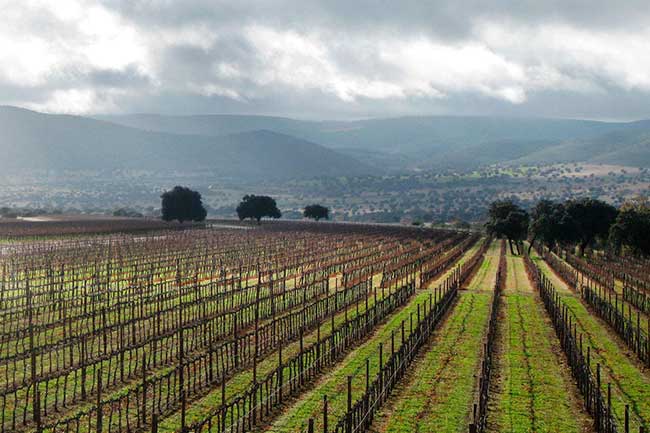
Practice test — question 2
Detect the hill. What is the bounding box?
[7,107,650,173]
[96,113,315,138]
[0,106,370,179]
[510,126,650,167]
[98,113,650,169]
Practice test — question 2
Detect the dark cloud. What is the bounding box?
[1,1,650,119]
[101,0,650,38]
[87,66,151,88]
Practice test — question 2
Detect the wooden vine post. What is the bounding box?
[96,368,102,433]
[178,260,187,433]
[323,394,328,433]
[346,375,352,433]
[27,279,42,433]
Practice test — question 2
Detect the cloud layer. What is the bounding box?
[1,0,650,119]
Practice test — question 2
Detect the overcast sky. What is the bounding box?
[2,0,650,120]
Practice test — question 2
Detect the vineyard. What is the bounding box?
[1,221,649,433]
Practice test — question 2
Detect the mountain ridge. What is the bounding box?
[97,109,650,169]
[0,106,371,179]
[3,106,650,174]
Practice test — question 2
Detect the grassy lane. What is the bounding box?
[261,242,483,433]
[466,241,500,292]
[366,241,499,433]
[487,253,591,433]
[532,251,650,430]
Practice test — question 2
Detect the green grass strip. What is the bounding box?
[532,252,650,430]
[489,254,585,433]
[368,241,499,432]
[265,244,482,433]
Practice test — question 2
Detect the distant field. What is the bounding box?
[0,216,175,238]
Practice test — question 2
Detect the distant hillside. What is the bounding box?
[96,113,314,138]
[429,139,560,169]
[306,116,630,153]
[0,106,370,179]
[5,107,650,175]
[98,112,650,169]
[507,125,650,167]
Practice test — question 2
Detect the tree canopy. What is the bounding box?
[303,204,329,221]
[564,198,617,254]
[488,196,650,257]
[527,199,573,254]
[609,198,650,256]
[160,186,207,223]
[485,200,529,255]
[236,195,281,222]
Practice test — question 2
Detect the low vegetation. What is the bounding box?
[1,216,649,433]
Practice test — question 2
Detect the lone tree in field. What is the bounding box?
[236,195,281,222]
[485,200,529,255]
[303,204,329,221]
[160,186,207,223]
[564,197,617,255]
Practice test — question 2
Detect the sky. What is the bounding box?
[1,0,650,120]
